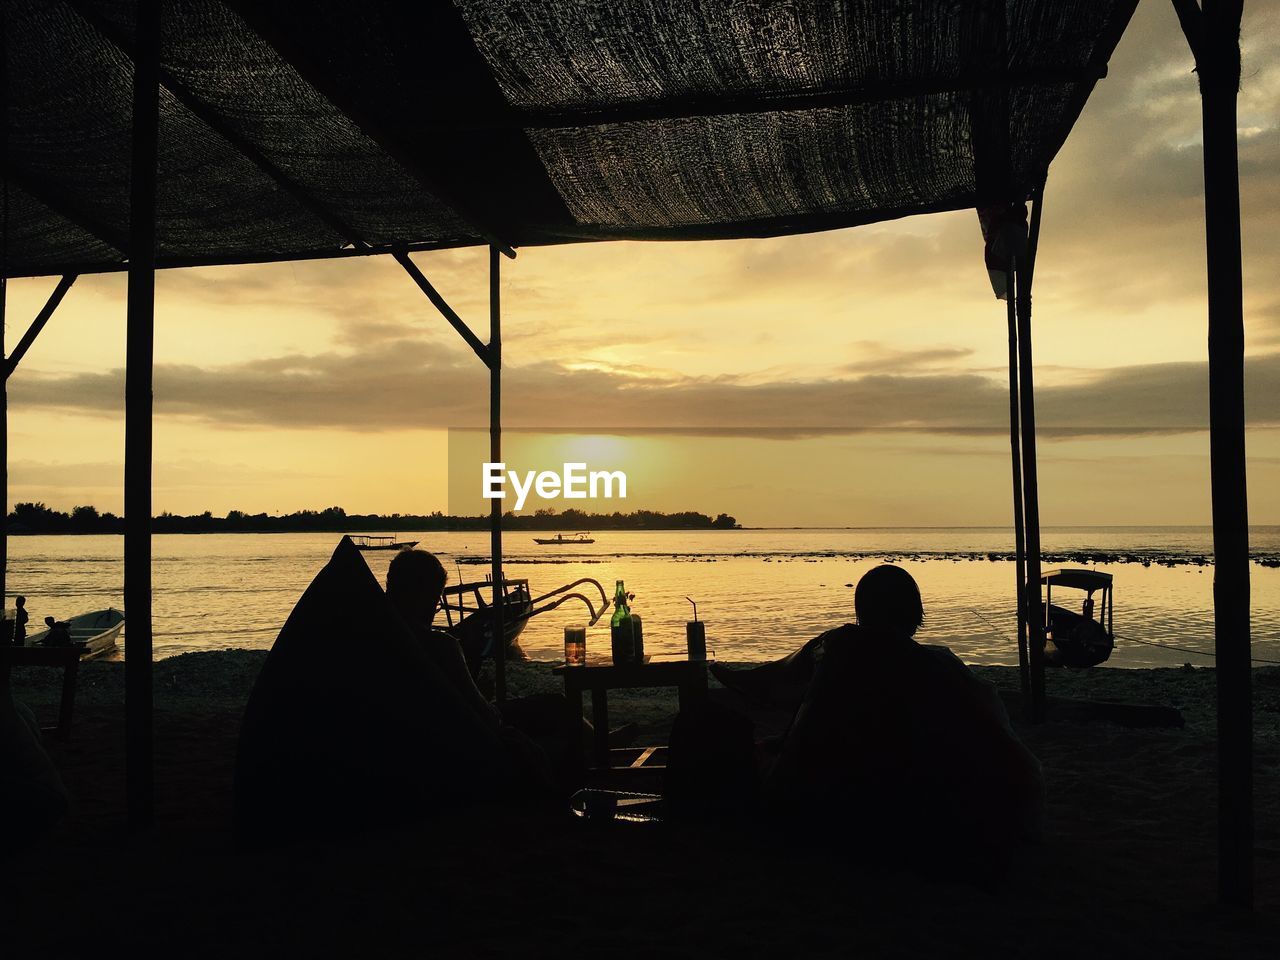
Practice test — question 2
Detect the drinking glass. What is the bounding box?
[564,625,587,666]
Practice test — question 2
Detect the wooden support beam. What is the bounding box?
[2,14,8,640]
[1006,265,1031,705]
[1016,181,1047,724]
[1,275,77,622]
[971,0,1015,206]
[1174,0,1252,910]
[1,277,7,638]
[431,65,1108,131]
[490,244,505,703]
[3,274,77,379]
[124,0,160,833]
[2,238,483,281]
[225,1,517,258]
[66,0,361,251]
[1,164,129,254]
[393,252,491,367]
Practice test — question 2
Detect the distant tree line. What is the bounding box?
[5,503,740,534]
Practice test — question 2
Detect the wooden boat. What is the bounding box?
[350,534,419,551]
[440,575,609,671]
[440,577,534,667]
[533,532,595,545]
[25,608,125,661]
[1041,568,1114,668]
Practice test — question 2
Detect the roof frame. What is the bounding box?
[457,64,1109,131]
[67,0,358,252]
[3,273,77,378]
[62,4,492,369]
[393,251,491,368]
[223,0,517,258]
[3,162,129,254]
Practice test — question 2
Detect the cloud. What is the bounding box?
[10,335,1279,438]
[7,458,320,490]
[839,343,975,374]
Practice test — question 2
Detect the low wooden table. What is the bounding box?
[552,656,708,776]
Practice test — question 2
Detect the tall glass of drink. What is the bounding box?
[564,625,587,666]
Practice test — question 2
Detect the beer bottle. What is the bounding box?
[610,579,634,665]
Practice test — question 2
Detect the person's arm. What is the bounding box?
[427,629,502,727]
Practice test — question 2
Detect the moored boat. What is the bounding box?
[1042,569,1115,668]
[351,534,420,551]
[25,608,125,661]
[533,532,595,545]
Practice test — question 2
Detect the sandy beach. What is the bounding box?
[4,652,1277,957]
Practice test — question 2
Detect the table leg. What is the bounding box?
[59,650,79,740]
[566,686,586,780]
[591,688,610,768]
[678,666,708,713]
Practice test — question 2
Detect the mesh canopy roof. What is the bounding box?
[1,0,1135,278]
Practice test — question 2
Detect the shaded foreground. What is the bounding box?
[5,654,1279,957]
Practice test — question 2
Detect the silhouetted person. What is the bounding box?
[388,548,621,783]
[766,565,1044,872]
[386,549,501,729]
[41,616,71,647]
[14,596,29,647]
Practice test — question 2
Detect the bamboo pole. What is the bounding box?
[125,0,161,831]
[394,252,491,366]
[1006,263,1031,705]
[1,278,6,647]
[4,275,77,376]
[1172,0,1252,909]
[1016,186,1047,723]
[1,8,8,648]
[0,275,78,653]
[489,244,505,703]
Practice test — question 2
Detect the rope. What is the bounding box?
[1113,632,1280,666]
[970,611,1280,666]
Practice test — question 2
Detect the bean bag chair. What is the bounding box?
[234,537,525,844]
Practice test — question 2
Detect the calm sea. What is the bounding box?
[8,526,1280,668]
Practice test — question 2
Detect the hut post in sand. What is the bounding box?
[489,244,505,703]
[1172,0,1253,910]
[1016,180,1047,724]
[124,0,161,832]
[1004,262,1031,705]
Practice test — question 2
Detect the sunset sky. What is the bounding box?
[5,0,1279,527]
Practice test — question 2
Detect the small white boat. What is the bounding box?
[26,608,125,661]
[533,532,595,545]
[350,534,420,551]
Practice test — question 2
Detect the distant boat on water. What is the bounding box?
[350,535,419,551]
[25,608,125,661]
[533,532,595,545]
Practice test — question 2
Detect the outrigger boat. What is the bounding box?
[532,532,595,545]
[25,608,125,661]
[1041,568,1115,668]
[350,534,419,551]
[440,574,609,669]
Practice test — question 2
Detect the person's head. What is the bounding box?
[854,564,924,638]
[15,596,24,607]
[386,549,447,625]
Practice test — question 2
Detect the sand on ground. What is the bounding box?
[3,652,1278,958]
